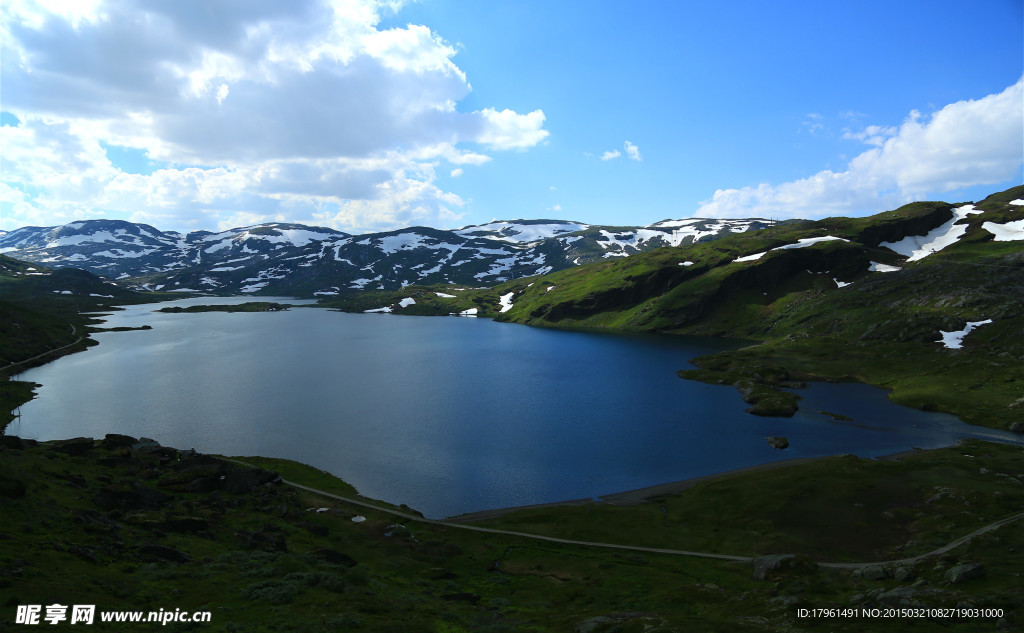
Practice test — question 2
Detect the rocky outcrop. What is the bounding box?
[945,562,986,584]
[752,554,815,580]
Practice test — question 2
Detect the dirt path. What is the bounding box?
[2,324,84,373]
[238,460,1024,569]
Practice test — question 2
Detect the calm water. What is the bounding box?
[12,297,1020,518]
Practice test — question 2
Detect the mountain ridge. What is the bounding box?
[0,217,775,295]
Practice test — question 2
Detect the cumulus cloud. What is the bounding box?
[601,141,642,162]
[697,78,1024,219]
[475,108,549,150]
[450,168,463,178]
[0,0,547,232]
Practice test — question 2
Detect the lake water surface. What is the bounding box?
[12,296,1020,518]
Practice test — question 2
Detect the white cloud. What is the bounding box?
[0,0,547,233]
[450,168,463,177]
[697,78,1024,219]
[476,108,550,150]
[552,203,562,212]
[841,124,897,147]
[601,141,642,162]
[624,140,642,161]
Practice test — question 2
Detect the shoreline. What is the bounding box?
[444,450,930,523]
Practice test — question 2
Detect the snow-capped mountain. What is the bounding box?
[0,217,773,295]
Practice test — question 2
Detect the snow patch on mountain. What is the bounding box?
[734,236,848,263]
[938,319,992,349]
[456,220,588,243]
[881,205,983,261]
[498,292,515,313]
[981,219,1024,241]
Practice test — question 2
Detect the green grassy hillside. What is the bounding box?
[2,436,1021,631]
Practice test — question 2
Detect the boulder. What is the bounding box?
[945,562,985,584]
[102,433,138,449]
[0,435,26,450]
[855,565,890,581]
[766,436,789,449]
[753,554,796,580]
[50,437,95,455]
[222,466,280,494]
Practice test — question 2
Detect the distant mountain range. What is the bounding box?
[0,217,774,295]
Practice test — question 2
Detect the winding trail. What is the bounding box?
[237,461,1024,569]
[2,324,84,373]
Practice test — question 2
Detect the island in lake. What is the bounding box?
[156,302,291,313]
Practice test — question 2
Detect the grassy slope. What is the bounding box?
[2,438,1021,632]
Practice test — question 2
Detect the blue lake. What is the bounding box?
[12,296,1020,518]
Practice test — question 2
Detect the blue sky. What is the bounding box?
[1,0,1021,235]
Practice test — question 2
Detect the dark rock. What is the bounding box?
[876,586,923,608]
[0,435,25,449]
[766,436,789,449]
[102,434,138,449]
[50,437,95,455]
[399,504,424,518]
[1009,421,1024,434]
[138,544,191,563]
[222,467,279,494]
[753,554,797,580]
[945,562,985,584]
[856,565,891,580]
[310,548,357,567]
[142,446,178,460]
